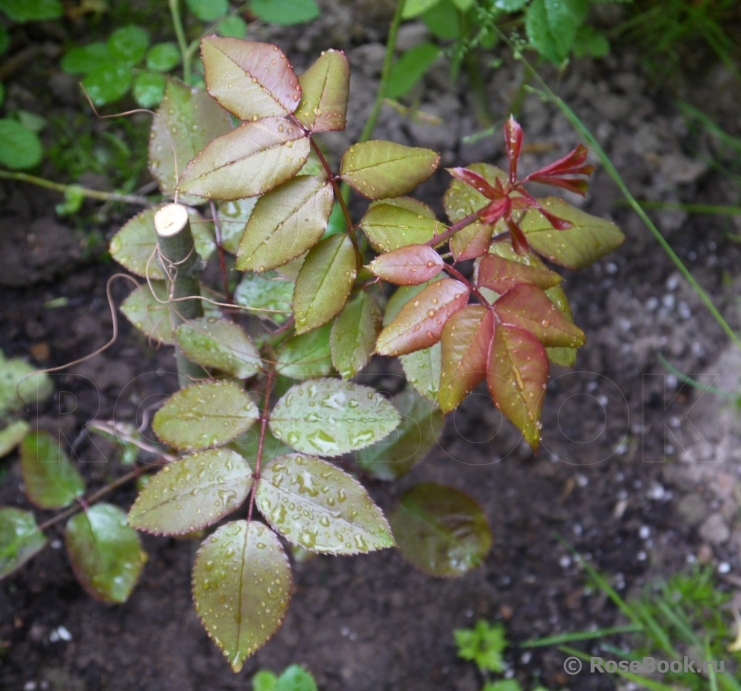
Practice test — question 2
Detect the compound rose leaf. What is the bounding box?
[486,324,549,451]
[192,521,292,672]
[494,283,585,348]
[438,305,494,413]
[178,117,309,201]
[390,483,492,577]
[201,36,301,120]
[153,380,259,451]
[359,201,446,253]
[367,244,444,285]
[295,49,349,132]
[256,454,394,554]
[0,508,47,580]
[477,251,562,294]
[128,449,253,535]
[376,278,469,357]
[236,176,333,272]
[269,379,400,456]
[340,140,439,199]
[330,291,382,379]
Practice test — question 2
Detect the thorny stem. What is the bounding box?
[308,136,363,264]
[37,465,148,532]
[247,370,276,524]
[169,0,192,84]
[0,171,153,207]
[209,200,233,303]
[358,0,406,143]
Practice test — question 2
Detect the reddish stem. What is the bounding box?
[209,200,232,303]
[426,208,486,248]
[444,263,492,310]
[247,369,276,524]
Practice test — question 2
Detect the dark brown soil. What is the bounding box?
[1,3,741,690]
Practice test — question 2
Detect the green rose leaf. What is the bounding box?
[186,0,229,21]
[201,36,301,120]
[148,79,232,203]
[0,354,53,416]
[20,431,85,509]
[60,42,111,74]
[256,454,395,553]
[192,520,292,672]
[236,176,333,272]
[82,62,132,106]
[359,199,446,252]
[356,388,444,481]
[401,345,442,402]
[269,379,400,456]
[253,671,278,691]
[65,503,145,603]
[0,507,47,579]
[0,420,30,458]
[109,205,214,279]
[450,221,494,261]
[120,282,174,344]
[108,26,150,67]
[293,234,356,334]
[423,0,461,40]
[487,324,549,450]
[248,0,320,25]
[390,483,492,577]
[146,42,181,72]
[330,291,382,379]
[376,278,469,357]
[295,49,350,132]
[133,71,167,108]
[276,323,333,380]
[177,117,310,201]
[0,0,62,22]
[175,317,261,379]
[128,449,253,535]
[387,42,440,99]
[520,197,625,270]
[340,141,440,199]
[234,271,294,324]
[0,119,43,170]
[544,284,578,367]
[218,197,258,253]
[439,305,494,413]
[153,380,259,451]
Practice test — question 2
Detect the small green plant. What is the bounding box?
[0,32,623,673]
[388,0,617,109]
[253,664,317,691]
[523,556,741,690]
[455,620,546,691]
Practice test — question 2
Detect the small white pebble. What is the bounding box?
[678,302,691,320]
[687,553,697,564]
[639,525,651,539]
[666,274,680,291]
[606,262,618,275]
[619,319,632,332]
[691,342,705,357]
[465,609,473,618]
[647,483,667,500]
[665,444,675,455]
[50,539,62,549]
[576,474,589,488]
[586,381,599,392]
[669,416,681,428]
[662,294,675,309]
[718,562,731,574]
[646,296,659,311]
[521,651,532,664]
[637,551,647,561]
[559,555,572,569]
[598,395,609,406]
[573,523,583,536]
[23,683,37,691]
[666,374,678,389]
